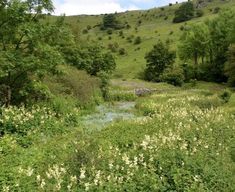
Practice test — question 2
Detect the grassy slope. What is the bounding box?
[55,0,235,79]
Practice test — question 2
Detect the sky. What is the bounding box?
[53,0,187,16]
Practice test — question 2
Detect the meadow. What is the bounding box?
[1,0,235,191]
[1,80,235,191]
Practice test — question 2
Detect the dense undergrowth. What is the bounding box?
[1,82,234,191]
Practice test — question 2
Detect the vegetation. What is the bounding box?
[74,45,116,76]
[1,0,235,191]
[0,0,64,106]
[173,1,195,23]
[101,13,123,30]
[145,41,176,82]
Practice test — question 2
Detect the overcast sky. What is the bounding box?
[52,0,187,16]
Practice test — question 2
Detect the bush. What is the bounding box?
[107,29,113,35]
[160,66,185,86]
[134,36,142,45]
[220,89,232,103]
[119,48,127,55]
[45,66,101,107]
[196,9,204,17]
[82,29,88,34]
[181,63,195,82]
[108,43,119,52]
[214,7,220,14]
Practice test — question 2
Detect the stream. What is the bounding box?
[81,102,137,132]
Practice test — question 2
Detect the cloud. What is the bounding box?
[52,0,187,16]
[53,0,139,16]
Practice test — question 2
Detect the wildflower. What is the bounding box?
[2,185,9,192]
[84,183,90,191]
[70,175,77,183]
[109,162,113,170]
[80,168,86,179]
[40,179,46,189]
[36,175,41,182]
[26,167,34,176]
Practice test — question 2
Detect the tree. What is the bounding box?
[0,0,66,106]
[145,41,176,82]
[173,1,195,23]
[225,44,235,86]
[74,45,116,76]
[205,10,235,82]
[225,22,235,86]
[102,13,123,30]
[178,23,210,78]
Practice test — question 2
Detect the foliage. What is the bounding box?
[102,13,123,30]
[220,89,232,103]
[178,23,210,78]
[225,44,235,86]
[173,2,195,23]
[178,10,235,82]
[134,36,142,45]
[73,45,116,76]
[45,66,101,107]
[108,91,137,101]
[0,0,75,106]
[98,72,110,101]
[160,66,185,86]
[205,10,235,82]
[145,41,176,82]
[196,9,204,17]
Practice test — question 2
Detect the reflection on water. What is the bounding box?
[81,102,136,131]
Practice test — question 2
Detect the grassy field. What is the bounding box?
[48,0,235,79]
[1,80,234,191]
[1,0,235,191]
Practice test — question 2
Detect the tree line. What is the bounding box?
[145,9,235,87]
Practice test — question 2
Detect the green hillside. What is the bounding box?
[53,0,235,79]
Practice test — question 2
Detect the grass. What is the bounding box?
[1,0,235,190]
[1,80,234,191]
[45,0,235,79]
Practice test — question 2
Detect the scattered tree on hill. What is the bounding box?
[134,36,142,45]
[173,1,195,23]
[102,13,123,30]
[145,41,176,82]
[0,0,66,106]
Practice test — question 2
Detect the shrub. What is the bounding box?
[214,7,220,14]
[134,36,142,45]
[45,66,101,107]
[87,25,92,30]
[220,89,232,103]
[107,29,113,35]
[196,9,204,17]
[82,29,88,34]
[108,43,119,52]
[160,66,185,86]
[119,48,127,55]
